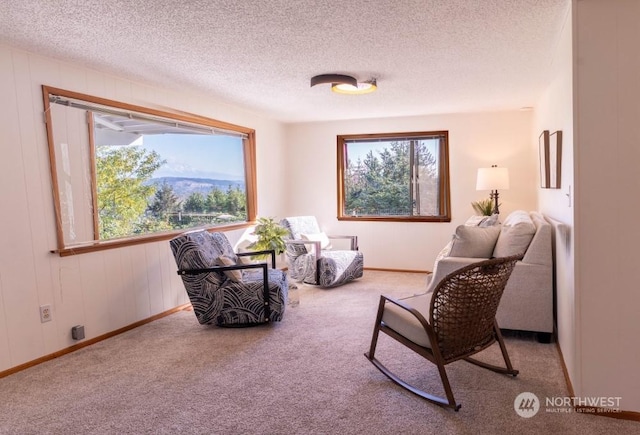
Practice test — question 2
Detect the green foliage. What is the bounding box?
[224,185,246,216]
[183,192,206,213]
[96,146,164,239]
[247,217,288,259]
[205,189,226,211]
[471,198,495,216]
[148,183,181,219]
[344,141,438,216]
[97,146,249,240]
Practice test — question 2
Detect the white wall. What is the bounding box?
[0,45,287,372]
[572,0,640,411]
[285,111,537,271]
[533,2,578,400]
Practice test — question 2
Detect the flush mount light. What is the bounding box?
[310,74,377,95]
[332,79,377,95]
[310,74,357,88]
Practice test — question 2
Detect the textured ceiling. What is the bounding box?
[0,0,569,123]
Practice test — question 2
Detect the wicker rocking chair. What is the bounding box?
[365,255,522,411]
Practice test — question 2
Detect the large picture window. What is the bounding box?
[42,86,257,256]
[337,131,450,222]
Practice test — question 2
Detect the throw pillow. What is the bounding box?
[216,255,243,282]
[492,211,536,257]
[236,255,254,265]
[464,215,488,226]
[479,213,500,227]
[449,225,501,258]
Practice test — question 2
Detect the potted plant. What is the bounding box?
[246,217,289,260]
[471,199,495,216]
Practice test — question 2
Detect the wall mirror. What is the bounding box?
[539,130,562,189]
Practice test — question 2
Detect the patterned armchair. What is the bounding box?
[170,230,288,326]
[281,216,364,288]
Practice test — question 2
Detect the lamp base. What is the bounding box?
[490,190,501,214]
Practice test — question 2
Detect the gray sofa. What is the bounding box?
[425,211,553,340]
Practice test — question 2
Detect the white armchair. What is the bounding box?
[280,216,364,287]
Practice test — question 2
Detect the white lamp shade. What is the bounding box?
[476,167,510,190]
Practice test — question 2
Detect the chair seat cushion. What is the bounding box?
[382,293,433,348]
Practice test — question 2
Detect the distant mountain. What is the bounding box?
[148,177,244,198]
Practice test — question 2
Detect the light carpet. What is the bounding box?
[0,271,635,434]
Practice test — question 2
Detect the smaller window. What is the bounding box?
[337,131,451,222]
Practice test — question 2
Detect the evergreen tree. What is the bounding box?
[183,192,206,213]
[205,188,226,213]
[148,183,181,219]
[344,140,438,216]
[224,185,246,217]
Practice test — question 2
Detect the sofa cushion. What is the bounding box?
[449,225,501,258]
[464,215,488,226]
[479,213,500,227]
[435,240,453,262]
[493,211,536,257]
[427,240,453,288]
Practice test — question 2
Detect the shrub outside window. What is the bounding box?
[42,86,257,256]
[337,131,451,222]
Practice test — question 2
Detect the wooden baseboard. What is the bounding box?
[364,267,430,274]
[555,339,576,397]
[0,303,192,380]
[556,339,640,421]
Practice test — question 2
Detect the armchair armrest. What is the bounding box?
[381,295,430,328]
[367,295,436,356]
[284,239,323,259]
[285,239,323,283]
[327,235,358,250]
[177,262,271,321]
[237,249,276,269]
[176,262,268,276]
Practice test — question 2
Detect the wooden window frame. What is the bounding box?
[42,85,257,256]
[337,131,451,222]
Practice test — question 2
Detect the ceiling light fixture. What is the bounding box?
[310,74,377,95]
[332,79,377,95]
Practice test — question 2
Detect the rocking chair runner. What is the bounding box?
[365,254,523,411]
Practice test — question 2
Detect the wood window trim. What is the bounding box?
[336,131,451,222]
[42,85,258,256]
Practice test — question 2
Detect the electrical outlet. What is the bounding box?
[40,305,52,323]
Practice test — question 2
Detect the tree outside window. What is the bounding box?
[337,131,451,222]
